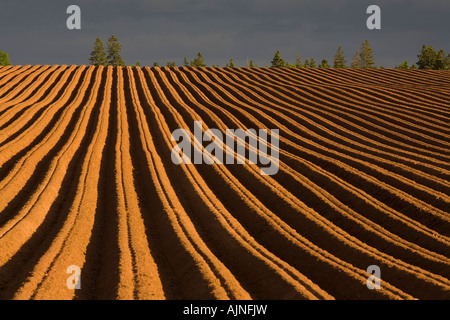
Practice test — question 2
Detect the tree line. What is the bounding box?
[88,37,449,70]
[1,37,449,70]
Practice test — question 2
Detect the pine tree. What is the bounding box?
[249,60,255,68]
[184,57,189,67]
[89,37,107,66]
[435,49,448,70]
[191,52,206,67]
[226,59,235,68]
[333,45,347,68]
[167,61,176,67]
[396,61,409,69]
[318,59,330,68]
[351,50,362,68]
[310,58,317,68]
[360,40,375,68]
[136,61,141,67]
[271,50,285,68]
[303,58,310,68]
[153,62,159,67]
[0,51,11,66]
[295,53,302,68]
[106,35,125,67]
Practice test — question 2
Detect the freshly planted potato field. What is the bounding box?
[0,65,449,300]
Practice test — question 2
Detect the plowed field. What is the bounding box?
[0,65,449,300]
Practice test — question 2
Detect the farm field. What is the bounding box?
[0,65,449,300]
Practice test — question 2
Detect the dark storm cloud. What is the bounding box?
[0,0,449,67]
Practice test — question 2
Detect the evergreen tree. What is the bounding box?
[0,51,11,66]
[106,35,125,67]
[303,58,310,68]
[184,57,189,67]
[249,60,255,68]
[318,59,330,68]
[271,50,285,68]
[153,62,159,67]
[295,53,302,68]
[89,37,107,66]
[447,54,450,70]
[417,45,437,69]
[435,49,448,70]
[226,59,235,68]
[310,58,317,68]
[135,61,141,67]
[351,50,362,68]
[360,40,375,68]
[396,61,410,69]
[333,45,347,68]
[167,61,176,67]
[191,52,206,67]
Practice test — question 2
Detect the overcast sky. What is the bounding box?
[0,0,449,67]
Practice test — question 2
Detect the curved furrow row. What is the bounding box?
[0,65,69,129]
[150,67,428,299]
[0,65,448,300]
[13,66,113,300]
[237,68,450,143]
[0,66,58,108]
[270,68,450,116]
[0,66,93,214]
[186,68,450,227]
[0,66,33,90]
[139,66,337,299]
[163,67,450,265]
[211,68,450,164]
[113,67,165,299]
[0,65,42,100]
[156,67,448,298]
[0,66,103,269]
[223,69,450,194]
[219,69,450,178]
[0,65,82,157]
[176,67,450,252]
[8,67,113,299]
[128,66,254,300]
